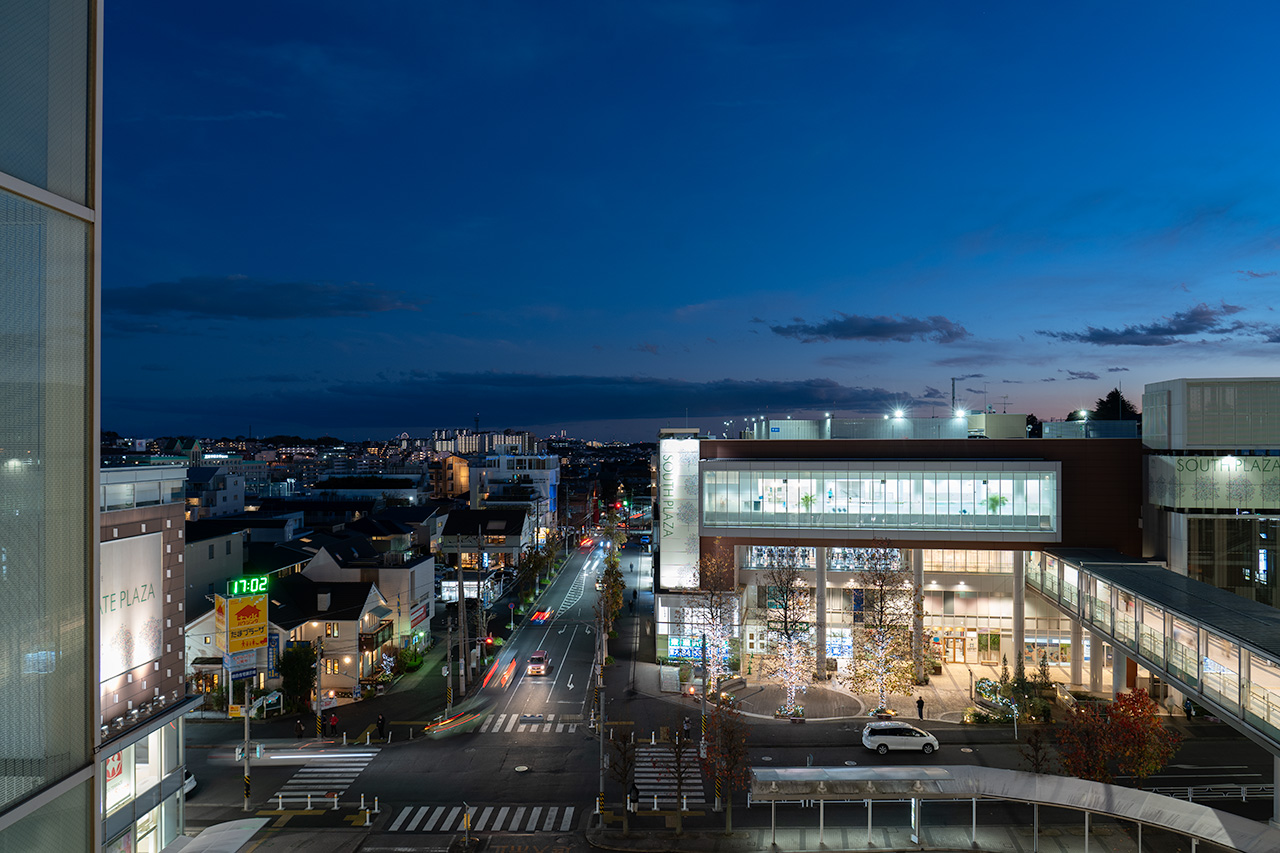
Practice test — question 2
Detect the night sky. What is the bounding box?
[103,3,1280,441]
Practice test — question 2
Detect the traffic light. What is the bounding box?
[484,635,494,646]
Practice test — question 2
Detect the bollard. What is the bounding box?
[277,795,284,811]
[332,794,339,811]
[373,797,381,814]
[360,794,366,810]
[306,794,312,810]
[650,732,655,745]
[409,727,413,740]
[366,732,371,745]
[682,795,687,812]
[365,809,371,826]
[387,732,392,744]
[653,795,658,811]
[343,733,347,745]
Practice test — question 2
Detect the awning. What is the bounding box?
[370,605,393,620]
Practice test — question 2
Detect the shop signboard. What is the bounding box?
[213,595,227,653]
[266,632,280,678]
[227,594,269,653]
[1150,455,1280,510]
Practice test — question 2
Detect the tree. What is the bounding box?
[687,539,739,694]
[1091,388,1140,421]
[661,724,700,835]
[701,700,751,833]
[607,727,638,835]
[1110,688,1181,786]
[849,541,918,710]
[278,643,316,714]
[1019,728,1055,775]
[1025,414,1042,438]
[761,560,812,716]
[1055,702,1112,783]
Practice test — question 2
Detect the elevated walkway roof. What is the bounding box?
[751,765,1280,853]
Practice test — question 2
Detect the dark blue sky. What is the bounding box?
[103,2,1280,441]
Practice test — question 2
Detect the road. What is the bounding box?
[185,540,1279,844]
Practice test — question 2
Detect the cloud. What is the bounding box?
[107,372,947,434]
[1238,270,1277,279]
[1107,367,1130,372]
[921,386,945,399]
[635,343,660,356]
[770,312,969,344]
[1062,370,1099,381]
[104,276,426,321]
[1037,302,1248,346]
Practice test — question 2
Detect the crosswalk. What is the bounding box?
[476,713,579,735]
[634,743,705,808]
[271,749,379,801]
[385,804,579,833]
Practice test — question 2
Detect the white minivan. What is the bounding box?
[861,721,939,755]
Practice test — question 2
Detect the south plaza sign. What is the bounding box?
[1150,455,1280,510]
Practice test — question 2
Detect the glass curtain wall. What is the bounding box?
[703,467,1057,532]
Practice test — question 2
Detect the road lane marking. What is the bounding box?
[525,807,541,831]
[406,807,429,831]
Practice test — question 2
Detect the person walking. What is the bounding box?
[294,719,305,739]
[682,716,692,740]
[916,696,925,720]
[329,712,339,737]
[377,714,387,740]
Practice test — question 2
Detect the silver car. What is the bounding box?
[862,720,939,755]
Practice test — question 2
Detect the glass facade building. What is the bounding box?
[0,0,99,849]
[702,462,1059,535]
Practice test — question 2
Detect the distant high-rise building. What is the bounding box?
[0,0,100,849]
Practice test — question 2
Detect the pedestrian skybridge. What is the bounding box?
[750,765,1280,853]
[1033,549,1280,757]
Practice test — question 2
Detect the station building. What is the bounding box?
[653,376,1280,813]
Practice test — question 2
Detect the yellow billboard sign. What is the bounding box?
[227,594,268,653]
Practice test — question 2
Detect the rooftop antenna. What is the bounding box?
[1001,395,1008,414]
[950,378,957,411]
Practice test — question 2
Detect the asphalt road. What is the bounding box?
[185,539,1279,839]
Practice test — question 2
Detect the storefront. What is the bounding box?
[100,699,198,853]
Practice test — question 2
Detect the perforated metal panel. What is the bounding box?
[0,0,90,204]
[0,188,92,813]
[0,781,91,852]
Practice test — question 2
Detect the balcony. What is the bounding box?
[359,619,394,652]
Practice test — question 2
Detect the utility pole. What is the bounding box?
[455,557,469,691]
[446,618,454,715]
[242,689,251,811]
[597,685,605,824]
[700,633,708,756]
[314,636,323,737]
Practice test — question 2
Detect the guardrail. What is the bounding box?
[1146,784,1274,803]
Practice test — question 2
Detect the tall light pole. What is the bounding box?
[313,635,323,738]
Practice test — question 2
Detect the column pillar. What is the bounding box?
[1271,754,1280,830]
[815,547,827,677]
[912,549,925,683]
[1012,551,1026,674]
[1089,632,1104,692]
[1112,648,1128,697]
[1070,616,1083,687]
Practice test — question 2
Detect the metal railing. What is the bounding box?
[1146,783,1274,803]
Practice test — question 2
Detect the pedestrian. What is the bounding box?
[377,714,387,740]
[632,589,637,602]
[329,712,339,737]
[682,716,691,740]
[628,600,634,614]
[294,719,305,739]
[916,696,925,720]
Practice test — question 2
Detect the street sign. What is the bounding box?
[320,696,337,710]
[441,665,448,677]
[229,704,243,718]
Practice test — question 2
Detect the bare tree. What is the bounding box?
[607,727,638,834]
[686,538,739,692]
[661,725,700,835]
[701,699,751,833]
[761,560,813,715]
[846,540,917,710]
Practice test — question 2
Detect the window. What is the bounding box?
[208,544,214,560]
[225,540,231,556]
[325,623,339,638]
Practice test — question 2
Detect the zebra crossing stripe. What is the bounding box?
[494,806,509,830]
[525,806,541,831]
[505,715,519,732]
[432,806,457,832]
[388,808,411,832]
[475,806,494,831]
[511,806,525,830]
[405,806,429,831]
[541,807,558,831]
[559,808,574,831]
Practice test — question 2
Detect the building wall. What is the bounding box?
[0,0,100,848]
[184,530,246,615]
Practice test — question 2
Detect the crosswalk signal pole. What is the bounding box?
[314,636,323,738]
[597,686,605,822]
[446,619,454,716]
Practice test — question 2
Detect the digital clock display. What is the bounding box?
[229,575,269,597]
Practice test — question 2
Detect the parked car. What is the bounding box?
[861,721,939,755]
[182,769,197,797]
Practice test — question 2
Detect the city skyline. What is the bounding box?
[103,3,1280,441]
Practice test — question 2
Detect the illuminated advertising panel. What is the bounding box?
[227,594,269,652]
[213,595,227,653]
[658,437,700,589]
[100,533,164,682]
